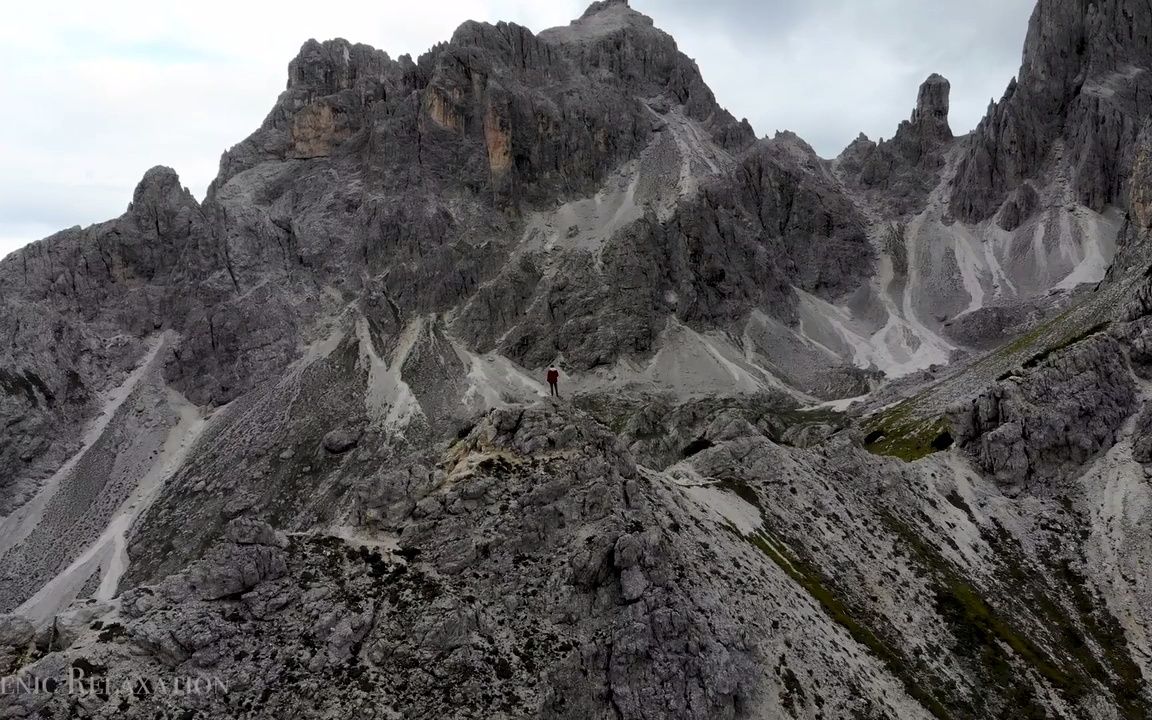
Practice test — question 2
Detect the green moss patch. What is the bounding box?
[733,507,1148,719]
[887,514,1148,718]
[862,403,952,462]
[744,527,954,719]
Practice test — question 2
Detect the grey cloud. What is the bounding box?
[646,0,810,39]
[633,0,1035,155]
[643,0,1031,60]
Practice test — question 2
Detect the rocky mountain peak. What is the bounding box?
[7,3,1152,718]
[911,72,951,139]
[764,130,825,171]
[206,1,754,198]
[581,0,633,19]
[950,0,1152,223]
[285,38,392,97]
[835,72,953,217]
[542,0,656,44]
[128,166,192,210]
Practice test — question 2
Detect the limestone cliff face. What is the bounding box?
[482,100,513,174]
[0,167,213,490]
[288,103,352,158]
[950,0,1152,223]
[216,2,753,212]
[910,73,952,140]
[1129,122,1152,230]
[450,126,873,372]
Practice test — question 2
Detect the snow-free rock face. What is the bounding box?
[911,73,952,138]
[951,334,1138,493]
[7,403,1151,718]
[950,0,1152,224]
[837,74,953,217]
[3,0,1152,718]
[828,0,1141,367]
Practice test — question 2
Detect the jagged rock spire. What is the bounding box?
[950,0,1152,222]
[911,73,952,140]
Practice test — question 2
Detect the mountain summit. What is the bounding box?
[2,1,1152,718]
[912,72,952,139]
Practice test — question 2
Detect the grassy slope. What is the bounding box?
[862,275,1138,462]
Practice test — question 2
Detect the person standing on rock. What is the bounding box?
[546,366,560,398]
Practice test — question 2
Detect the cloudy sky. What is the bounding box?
[0,0,1034,258]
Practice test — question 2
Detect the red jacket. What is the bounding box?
[546,369,559,383]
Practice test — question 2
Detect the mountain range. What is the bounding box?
[1,0,1152,717]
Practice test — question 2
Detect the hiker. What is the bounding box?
[546,366,560,397]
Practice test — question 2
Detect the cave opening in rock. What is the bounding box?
[681,438,714,457]
[932,431,955,451]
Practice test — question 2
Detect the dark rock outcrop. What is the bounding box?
[453,126,874,370]
[910,73,952,141]
[996,181,1042,231]
[322,428,359,454]
[951,334,1137,493]
[8,402,1149,717]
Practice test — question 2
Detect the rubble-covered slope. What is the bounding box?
[3,403,1149,718]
